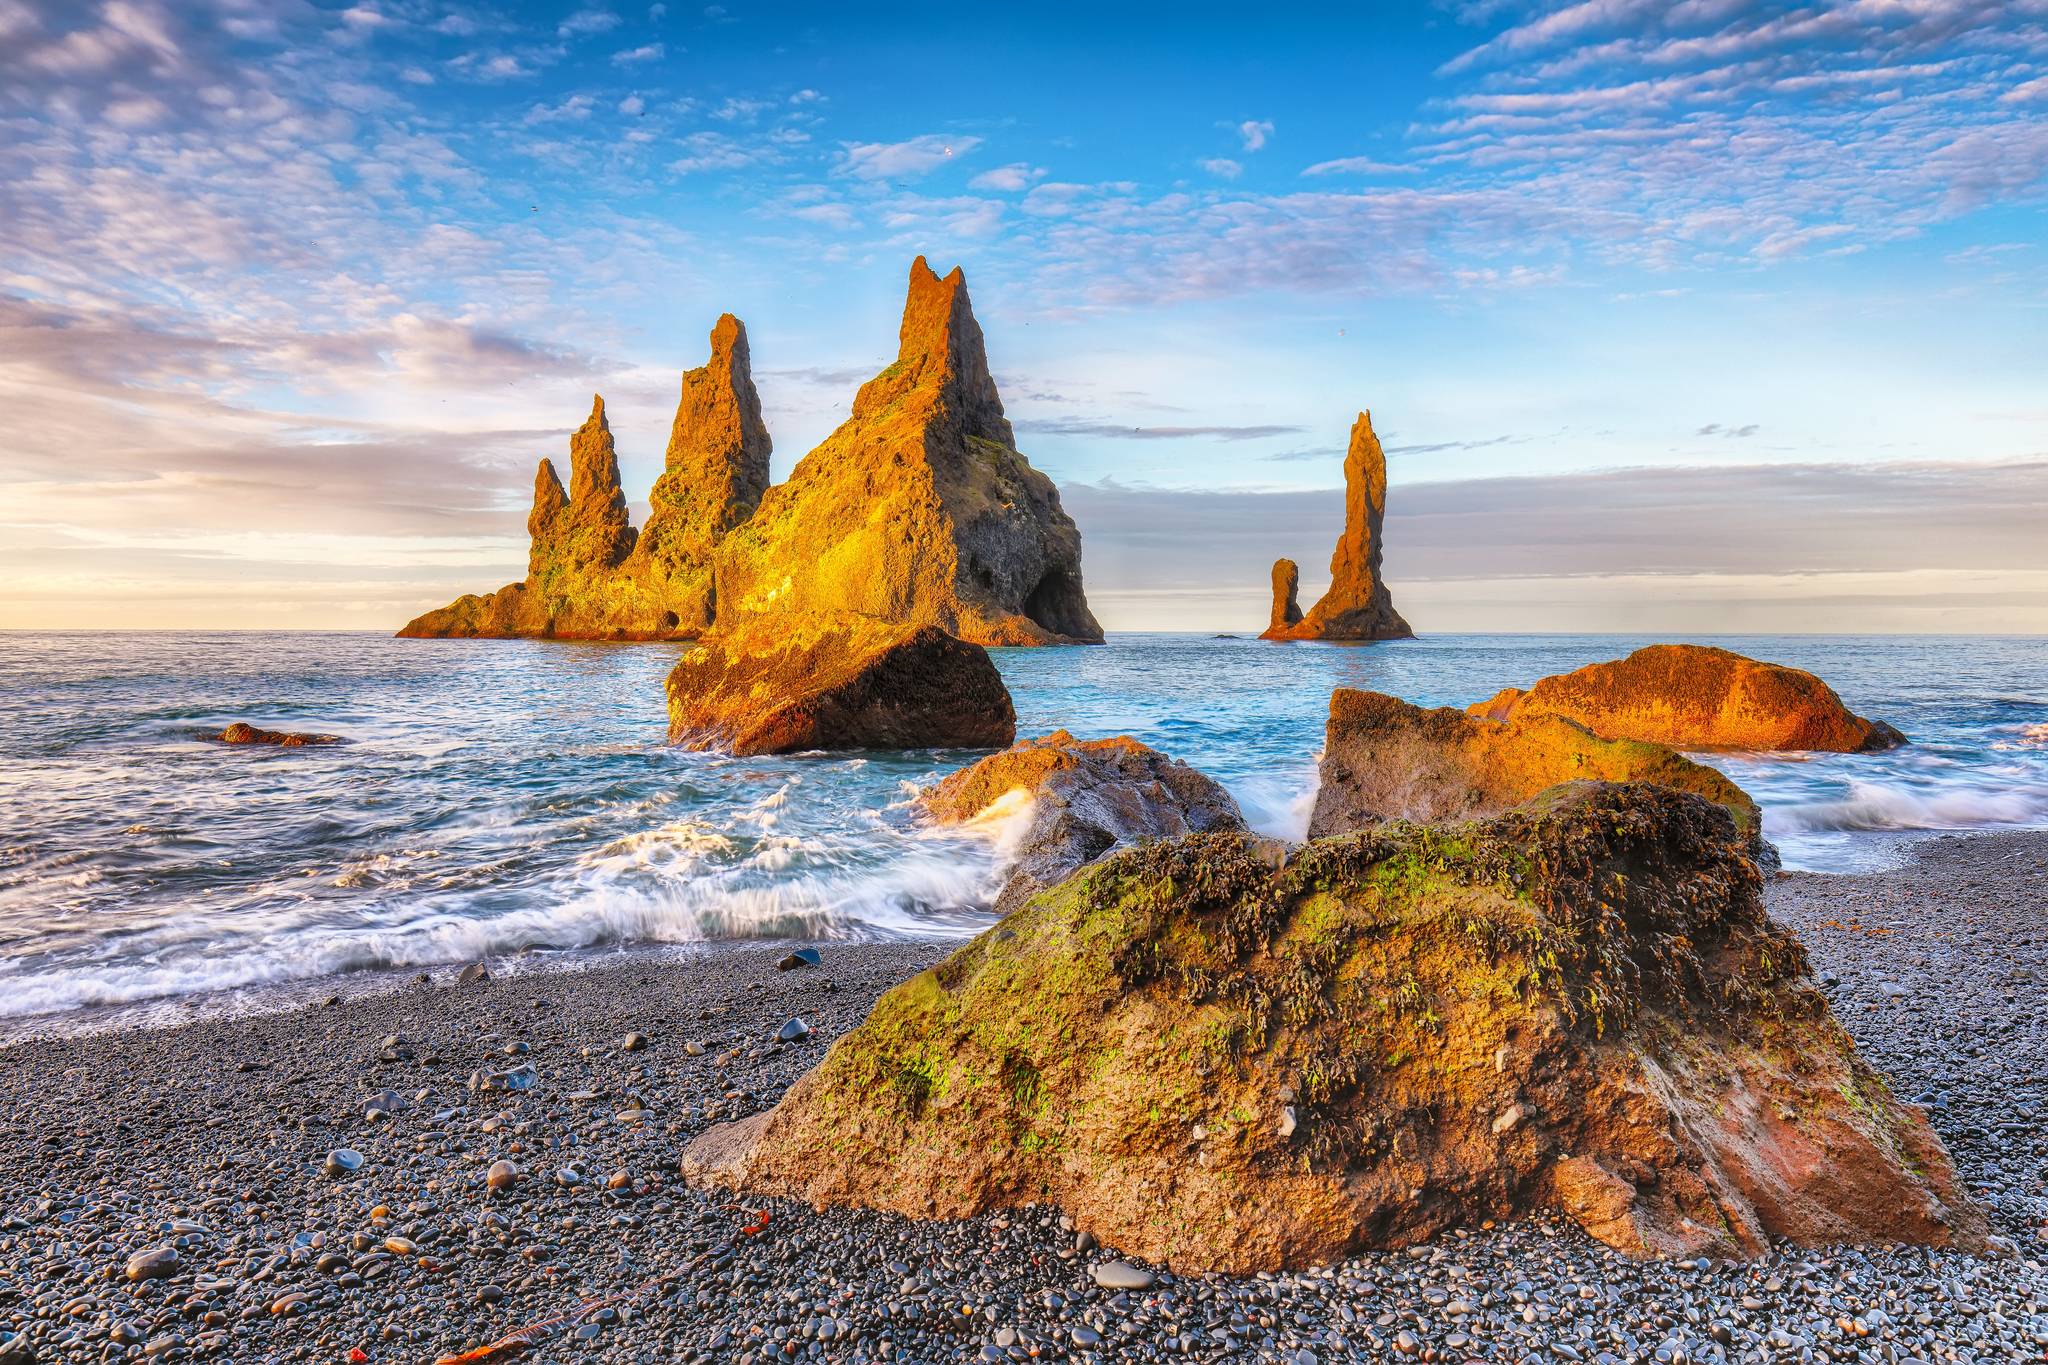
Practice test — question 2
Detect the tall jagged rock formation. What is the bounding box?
[1260,412,1411,641]
[397,318,770,640]
[712,258,1103,647]
[611,315,773,635]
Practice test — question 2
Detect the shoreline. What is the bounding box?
[1,831,2043,1362]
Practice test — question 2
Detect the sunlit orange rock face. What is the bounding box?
[1261,412,1411,642]
[397,315,772,640]
[1307,688,1767,859]
[665,612,1014,756]
[680,782,1984,1272]
[712,259,1102,647]
[1469,644,1906,753]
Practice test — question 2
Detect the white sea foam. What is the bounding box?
[1229,755,1320,841]
[1769,778,2048,834]
[0,803,1018,1020]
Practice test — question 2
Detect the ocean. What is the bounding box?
[1,631,2043,1024]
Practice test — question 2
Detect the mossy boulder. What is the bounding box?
[682,782,1983,1272]
[917,730,1248,914]
[1470,644,1905,752]
[666,612,1015,756]
[1312,688,1773,865]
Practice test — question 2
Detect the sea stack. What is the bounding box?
[1260,412,1411,641]
[1266,558,1302,634]
[397,317,770,640]
[713,258,1103,646]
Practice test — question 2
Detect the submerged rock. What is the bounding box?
[713,258,1103,646]
[1309,688,1771,864]
[214,722,343,747]
[1470,643,1905,752]
[680,782,1983,1272]
[917,730,1247,914]
[398,317,770,641]
[1261,412,1411,642]
[666,612,1015,756]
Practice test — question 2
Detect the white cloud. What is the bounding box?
[1237,119,1274,152]
[618,94,644,116]
[558,8,622,36]
[610,42,663,63]
[1301,156,1416,177]
[969,162,1044,192]
[837,133,982,180]
[1198,157,1242,179]
[668,131,759,174]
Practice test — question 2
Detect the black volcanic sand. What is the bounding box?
[2,838,2045,1365]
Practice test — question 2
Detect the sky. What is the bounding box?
[1,0,2045,633]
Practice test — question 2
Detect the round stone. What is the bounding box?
[323,1148,364,1178]
[125,1247,179,1282]
[486,1159,519,1191]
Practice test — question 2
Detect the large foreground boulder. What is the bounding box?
[666,613,1015,756]
[681,783,1983,1271]
[1260,412,1411,641]
[1470,644,1904,752]
[1309,689,1768,862]
[712,259,1103,646]
[917,730,1248,914]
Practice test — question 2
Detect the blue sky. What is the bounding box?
[2,0,2045,630]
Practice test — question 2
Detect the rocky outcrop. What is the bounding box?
[397,317,771,640]
[1266,558,1302,635]
[1261,413,1411,641]
[666,612,1015,756]
[680,782,1984,1272]
[917,730,1247,914]
[1470,645,1905,752]
[712,259,1103,647]
[213,723,343,747]
[1308,689,1768,864]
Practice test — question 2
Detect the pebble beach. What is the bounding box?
[1,834,2044,1365]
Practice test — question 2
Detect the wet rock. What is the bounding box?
[620,1031,650,1052]
[1468,643,1905,752]
[323,1148,364,1177]
[486,1159,519,1191]
[213,722,343,747]
[125,1247,179,1281]
[917,730,1247,914]
[456,962,490,986]
[666,611,1015,756]
[778,947,823,971]
[1306,688,1772,866]
[777,1018,811,1043]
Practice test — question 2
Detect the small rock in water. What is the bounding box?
[778,947,823,971]
[456,962,490,985]
[1089,1260,1155,1291]
[125,1247,179,1282]
[778,1017,812,1043]
[323,1148,364,1178]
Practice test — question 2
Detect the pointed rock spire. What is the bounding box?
[1261,411,1411,641]
[850,255,1012,445]
[525,458,567,580]
[561,395,634,571]
[713,257,1101,646]
[648,313,772,545]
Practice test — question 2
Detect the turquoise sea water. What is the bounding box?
[1,631,2043,1021]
